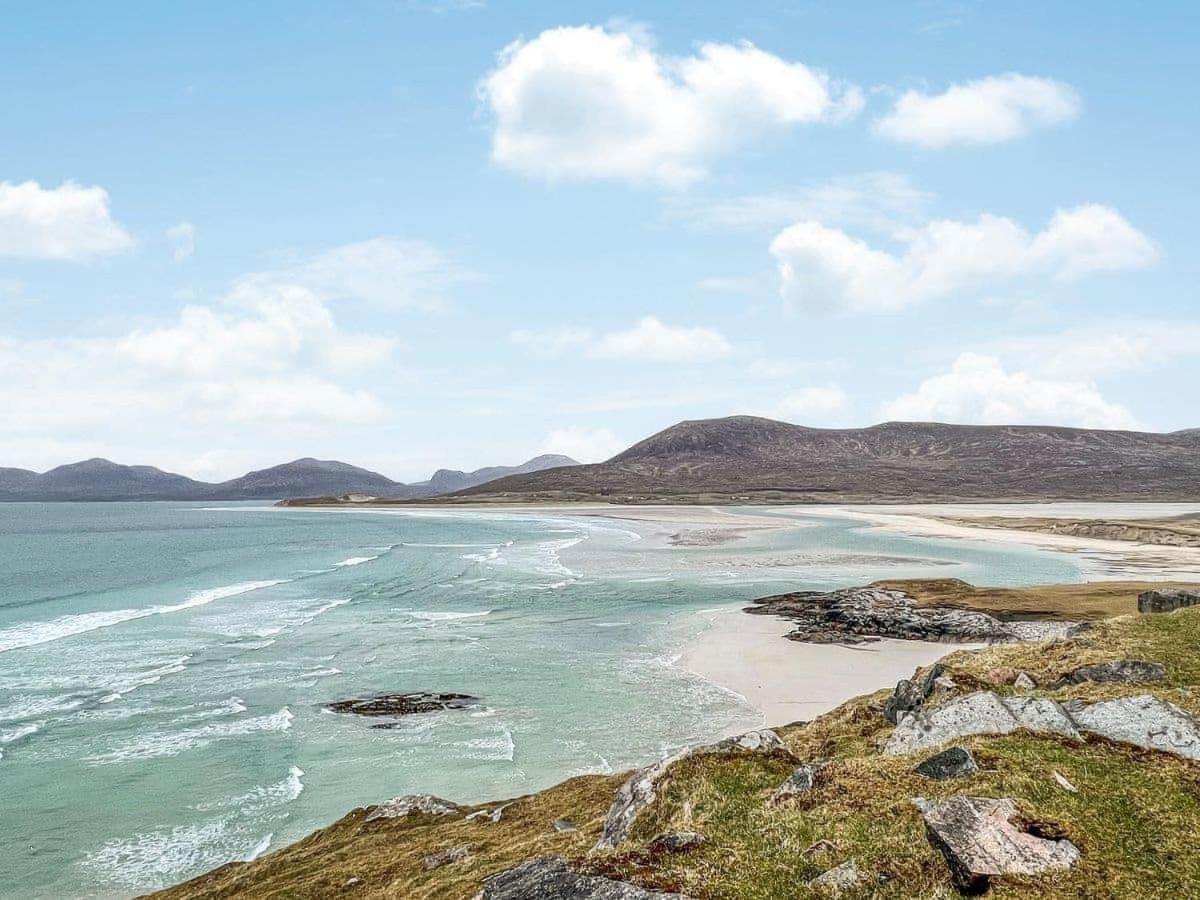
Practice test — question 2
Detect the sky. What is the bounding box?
[2,1,1197,482]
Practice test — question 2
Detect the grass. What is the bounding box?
[150,601,1200,900]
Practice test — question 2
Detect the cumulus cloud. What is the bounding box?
[990,320,1200,379]
[539,426,627,463]
[874,73,1081,147]
[166,222,195,261]
[479,25,862,187]
[587,316,733,363]
[770,384,850,422]
[0,180,134,261]
[771,204,1158,313]
[881,353,1140,430]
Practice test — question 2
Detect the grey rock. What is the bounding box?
[769,763,825,804]
[810,859,860,893]
[1138,588,1200,614]
[1052,771,1078,793]
[364,793,459,822]
[326,692,479,720]
[596,729,787,850]
[884,664,945,725]
[1067,694,1200,759]
[648,831,705,854]
[481,857,690,899]
[913,796,1079,894]
[466,801,512,823]
[886,691,1080,756]
[1014,672,1036,690]
[1058,660,1166,686]
[552,817,578,833]
[423,844,472,871]
[914,747,978,780]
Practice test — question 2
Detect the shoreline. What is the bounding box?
[675,604,967,730]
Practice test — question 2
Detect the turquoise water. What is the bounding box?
[0,503,1082,898]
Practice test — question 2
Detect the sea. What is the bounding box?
[0,502,1083,898]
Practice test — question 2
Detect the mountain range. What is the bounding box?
[0,454,577,502]
[444,416,1200,503]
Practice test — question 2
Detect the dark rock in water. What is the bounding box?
[423,844,472,870]
[1057,660,1166,686]
[914,747,978,781]
[1138,588,1200,614]
[365,794,460,822]
[769,763,825,804]
[749,587,1082,645]
[648,831,705,854]
[481,857,691,899]
[884,663,945,725]
[326,692,479,719]
[913,796,1079,894]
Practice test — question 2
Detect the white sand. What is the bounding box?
[676,606,966,730]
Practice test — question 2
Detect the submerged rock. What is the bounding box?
[364,793,460,822]
[481,857,690,899]
[1138,588,1200,614]
[913,796,1079,894]
[884,663,945,724]
[914,747,978,780]
[423,844,472,870]
[810,859,860,893]
[1057,660,1166,686]
[326,692,479,720]
[748,587,1083,645]
[596,729,788,850]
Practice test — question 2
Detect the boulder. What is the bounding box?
[884,664,945,725]
[1057,660,1166,686]
[364,794,459,822]
[466,802,511,824]
[596,730,787,850]
[885,692,1079,756]
[1053,771,1078,793]
[647,831,705,854]
[1014,672,1036,690]
[423,844,472,871]
[985,667,1017,686]
[552,817,578,833]
[480,857,690,899]
[810,859,860,893]
[769,763,825,804]
[914,796,1079,893]
[914,747,978,780]
[1138,588,1200,614]
[1066,694,1200,759]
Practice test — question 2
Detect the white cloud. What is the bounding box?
[0,180,134,261]
[508,325,593,356]
[881,353,1140,429]
[166,222,195,261]
[771,204,1158,313]
[539,426,627,463]
[771,384,850,422]
[479,25,862,187]
[874,73,1081,148]
[241,237,465,310]
[990,320,1200,379]
[587,316,733,363]
[674,172,932,232]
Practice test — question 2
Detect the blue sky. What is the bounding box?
[2,1,1197,481]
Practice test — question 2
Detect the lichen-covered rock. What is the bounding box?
[364,794,459,822]
[481,857,690,899]
[648,831,705,854]
[1058,660,1166,686]
[596,729,787,850]
[423,844,472,870]
[914,746,978,780]
[1067,694,1200,759]
[885,691,1080,756]
[769,763,825,804]
[1138,588,1200,614]
[913,796,1079,894]
[884,664,945,724]
[810,859,860,893]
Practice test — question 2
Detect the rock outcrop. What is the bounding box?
[1138,588,1200,614]
[887,691,1200,760]
[769,763,825,804]
[364,794,460,822]
[809,858,860,893]
[884,664,945,724]
[480,857,690,899]
[596,729,789,850]
[326,692,479,723]
[914,747,978,780]
[748,587,1084,645]
[913,796,1079,893]
[1056,660,1166,686]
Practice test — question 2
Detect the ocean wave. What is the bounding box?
[98,655,193,704]
[195,766,305,813]
[408,609,492,622]
[0,580,289,654]
[334,556,376,567]
[456,725,515,761]
[90,707,294,764]
[461,547,504,563]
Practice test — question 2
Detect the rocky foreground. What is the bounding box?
[150,585,1200,899]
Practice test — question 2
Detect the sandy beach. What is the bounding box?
[676,605,965,730]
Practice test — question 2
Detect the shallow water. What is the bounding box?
[0,503,1082,898]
